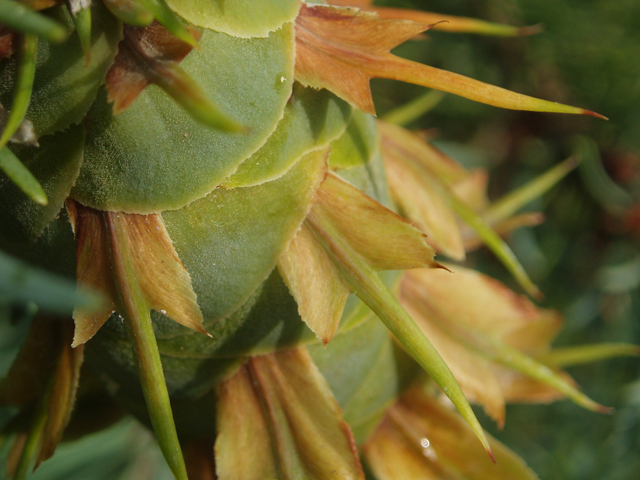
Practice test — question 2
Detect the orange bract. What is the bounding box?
[295,4,605,118]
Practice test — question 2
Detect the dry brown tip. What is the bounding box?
[582,110,609,121]
[596,405,615,415]
[529,286,545,302]
[197,326,213,338]
[566,155,581,169]
[433,262,452,273]
[518,23,545,36]
[530,212,546,226]
[487,447,497,464]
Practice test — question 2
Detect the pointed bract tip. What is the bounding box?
[487,447,497,464]
[581,394,614,414]
[519,278,544,301]
[433,262,452,273]
[566,155,581,169]
[428,20,449,30]
[33,192,49,206]
[192,323,212,338]
[475,429,496,464]
[529,212,546,225]
[531,287,545,302]
[518,23,544,36]
[596,405,615,415]
[582,110,609,121]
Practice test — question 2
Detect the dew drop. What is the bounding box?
[422,446,437,460]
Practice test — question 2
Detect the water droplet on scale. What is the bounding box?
[422,447,437,460]
[420,437,436,460]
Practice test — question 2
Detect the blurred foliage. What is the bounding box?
[2,0,640,478]
[374,0,640,478]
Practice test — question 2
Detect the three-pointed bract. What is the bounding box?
[67,200,207,347]
[295,4,605,118]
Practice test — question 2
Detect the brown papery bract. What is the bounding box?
[312,172,438,271]
[278,223,350,346]
[67,200,207,346]
[382,133,466,260]
[215,348,364,480]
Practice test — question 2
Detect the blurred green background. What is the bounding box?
[373,0,640,479]
[2,0,640,479]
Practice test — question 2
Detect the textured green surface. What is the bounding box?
[337,151,394,210]
[161,148,326,325]
[85,148,398,406]
[89,270,302,399]
[71,23,295,213]
[309,314,420,445]
[0,124,85,242]
[0,3,122,138]
[86,295,413,444]
[165,0,300,38]
[222,85,352,188]
[329,110,380,170]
